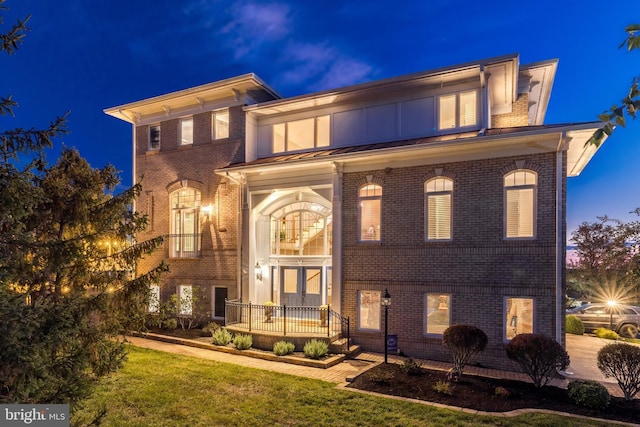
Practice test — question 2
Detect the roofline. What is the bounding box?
[217,121,604,174]
[244,53,520,113]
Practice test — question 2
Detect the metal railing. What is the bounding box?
[225,300,350,348]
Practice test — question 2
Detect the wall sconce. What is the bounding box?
[201,204,213,220]
[255,262,263,281]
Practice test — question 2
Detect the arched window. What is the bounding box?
[359,184,382,242]
[504,170,537,239]
[425,177,453,241]
[270,202,332,256]
[170,188,202,257]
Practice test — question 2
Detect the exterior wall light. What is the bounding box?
[382,288,391,363]
[255,262,263,281]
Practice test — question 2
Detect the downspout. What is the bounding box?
[555,132,567,345]
[238,173,248,302]
[478,66,489,136]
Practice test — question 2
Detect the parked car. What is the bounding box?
[567,303,640,338]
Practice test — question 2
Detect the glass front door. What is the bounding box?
[280,267,322,307]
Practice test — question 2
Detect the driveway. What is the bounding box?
[565,334,637,384]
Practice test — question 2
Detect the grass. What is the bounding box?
[73,346,615,427]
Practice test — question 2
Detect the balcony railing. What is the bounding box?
[167,233,202,258]
[225,300,350,346]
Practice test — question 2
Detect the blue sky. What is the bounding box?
[3,0,639,241]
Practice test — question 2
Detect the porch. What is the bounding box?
[225,300,351,353]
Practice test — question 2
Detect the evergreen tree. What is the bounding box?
[0,0,166,410]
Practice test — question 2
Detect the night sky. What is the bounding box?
[3,0,639,241]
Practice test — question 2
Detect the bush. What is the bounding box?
[233,334,253,350]
[506,334,570,388]
[201,322,220,337]
[567,380,610,409]
[432,380,454,395]
[273,341,295,356]
[303,339,329,359]
[442,324,488,381]
[594,327,619,340]
[401,358,423,376]
[211,328,233,346]
[597,342,640,401]
[161,318,177,330]
[565,315,585,335]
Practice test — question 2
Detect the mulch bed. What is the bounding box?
[347,363,640,425]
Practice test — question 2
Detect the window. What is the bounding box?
[358,290,381,331]
[425,177,453,241]
[272,115,330,153]
[180,117,193,145]
[149,125,161,150]
[425,294,451,335]
[438,90,477,130]
[270,202,332,256]
[178,285,193,316]
[170,188,202,258]
[149,285,160,313]
[504,170,537,238]
[358,184,382,242]
[505,297,533,340]
[213,109,229,140]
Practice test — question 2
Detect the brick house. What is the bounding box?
[105,54,605,368]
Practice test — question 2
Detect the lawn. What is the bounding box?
[73,346,617,427]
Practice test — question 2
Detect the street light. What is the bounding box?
[381,288,391,363]
[607,300,617,330]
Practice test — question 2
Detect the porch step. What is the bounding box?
[330,339,361,358]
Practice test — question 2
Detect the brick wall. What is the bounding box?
[340,151,565,370]
[492,93,530,128]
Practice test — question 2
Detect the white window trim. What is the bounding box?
[503,170,537,240]
[424,293,451,337]
[149,124,161,151]
[180,117,194,146]
[424,177,453,242]
[357,185,382,243]
[437,90,478,131]
[504,296,535,342]
[272,115,330,153]
[212,109,229,140]
[357,290,381,332]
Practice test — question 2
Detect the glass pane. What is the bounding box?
[316,115,330,147]
[214,110,229,139]
[283,269,298,293]
[150,125,161,149]
[439,94,456,129]
[427,194,451,240]
[360,199,381,241]
[273,123,285,153]
[179,285,193,315]
[425,177,453,193]
[305,269,321,295]
[506,297,533,340]
[358,290,381,330]
[426,294,450,334]
[287,118,315,151]
[504,170,536,187]
[359,184,382,197]
[459,91,477,127]
[506,188,534,238]
[181,118,193,145]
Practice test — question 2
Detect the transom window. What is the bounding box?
[170,188,201,258]
[270,202,332,256]
[425,177,453,241]
[504,170,537,239]
[438,90,477,130]
[180,117,193,145]
[212,109,229,140]
[149,125,161,150]
[359,184,382,242]
[273,115,330,153]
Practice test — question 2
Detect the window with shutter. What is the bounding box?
[425,177,453,241]
[504,170,536,239]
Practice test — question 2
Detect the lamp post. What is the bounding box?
[607,300,617,330]
[381,288,391,364]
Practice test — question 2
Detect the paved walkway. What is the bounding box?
[126,333,628,398]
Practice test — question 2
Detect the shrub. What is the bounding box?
[442,324,488,381]
[401,358,423,376]
[161,318,177,330]
[494,386,511,398]
[597,342,640,401]
[368,370,394,383]
[233,334,253,350]
[201,322,220,337]
[567,380,610,409]
[273,341,295,356]
[594,327,619,340]
[211,328,233,346]
[303,339,329,359]
[565,315,585,335]
[432,380,454,395]
[506,333,570,388]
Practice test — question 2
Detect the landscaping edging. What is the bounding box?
[129,332,346,369]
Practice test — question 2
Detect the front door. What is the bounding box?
[280,267,322,307]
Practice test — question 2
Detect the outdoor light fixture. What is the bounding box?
[382,288,391,363]
[607,300,617,330]
[201,204,213,220]
[255,262,263,281]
